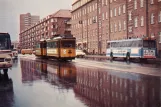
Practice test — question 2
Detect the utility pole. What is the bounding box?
[97,0,102,55]
[146,0,149,37]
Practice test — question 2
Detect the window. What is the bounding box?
[151,13,154,24]
[95,3,97,10]
[51,18,54,22]
[93,4,95,11]
[106,12,108,19]
[134,17,138,27]
[96,16,97,22]
[119,21,121,31]
[128,27,132,32]
[141,16,144,26]
[114,8,117,16]
[123,5,126,13]
[118,6,121,15]
[90,6,92,12]
[111,24,113,32]
[151,0,154,4]
[99,8,101,14]
[134,0,137,9]
[102,0,104,6]
[110,10,113,17]
[105,0,108,5]
[85,9,86,14]
[159,11,161,22]
[114,23,117,32]
[124,21,126,30]
[102,13,105,20]
[159,32,161,43]
[129,11,132,21]
[140,0,144,7]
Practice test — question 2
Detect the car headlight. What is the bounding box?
[5,58,12,62]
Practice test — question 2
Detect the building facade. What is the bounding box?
[19,10,71,49]
[20,13,40,32]
[71,0,161,56]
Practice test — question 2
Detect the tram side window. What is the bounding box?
[47,42,58,48]
[36,44,40,48]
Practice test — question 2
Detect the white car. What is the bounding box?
[12,48,18,59]
[76,50,86,58]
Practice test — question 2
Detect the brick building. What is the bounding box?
[71,0,161,56]
[20,13,40,32]
[19,10,71,49]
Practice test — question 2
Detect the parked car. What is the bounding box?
[21,49,33,55]
[12,48,18,59]
[76,49,86,58]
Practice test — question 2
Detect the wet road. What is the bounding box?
[0,55,161,107]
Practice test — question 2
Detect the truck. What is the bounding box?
[0,33,13,73]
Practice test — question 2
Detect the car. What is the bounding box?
[76,49,86,58]
[12,48,18,59]
[21,49,33,55]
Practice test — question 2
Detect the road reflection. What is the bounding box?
[20,59,76,89]
[19,58,161,107]
[74,66,161,107]
[0,71,14,107]
[12,59,18,68]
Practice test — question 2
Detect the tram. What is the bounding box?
[35,34,76,61]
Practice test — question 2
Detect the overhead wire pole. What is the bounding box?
[126,0,128,39]
[97,0,99,54]
[146,0,149,37]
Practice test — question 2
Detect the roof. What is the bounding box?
[107,38,142,43]
[72,0,80,5]
[52,9,71,18]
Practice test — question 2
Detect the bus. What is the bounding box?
[106,38,157,61]
[0,33,13,72]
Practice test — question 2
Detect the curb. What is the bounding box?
[84,55,161,62]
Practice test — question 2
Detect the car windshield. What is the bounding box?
[12,49,17,51]
[0,33,11,50]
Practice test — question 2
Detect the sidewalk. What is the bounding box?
[84,55,161,62]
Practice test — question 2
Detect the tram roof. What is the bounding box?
[107,38,143,43]
[47,34,75,41]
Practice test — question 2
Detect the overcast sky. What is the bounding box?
[0,0,73,41]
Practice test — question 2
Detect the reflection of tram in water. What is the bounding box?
[20,58,76,88]
[74,66,161,107]
[47,62,76,87]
